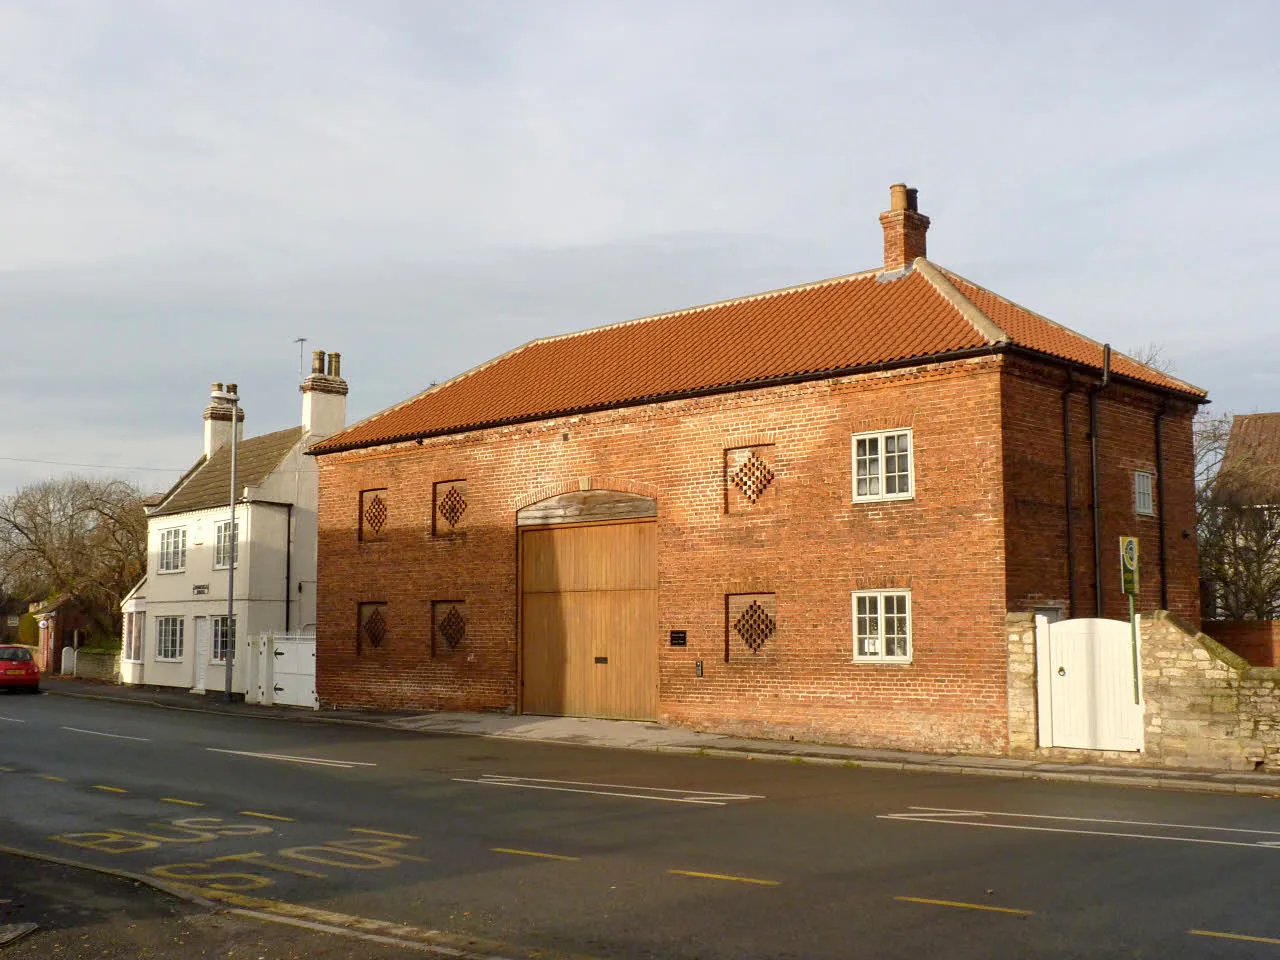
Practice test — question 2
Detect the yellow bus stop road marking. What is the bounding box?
[492,847,580,862]
[350,828,417,840]
[895,896,1033,916]
[669,869,780,886]
[239,811,295,822]
[1190,929,1280,945]
[91,785,128,794]
[161,798,204,807]
[0,765,14,772]
[37,775,66,782]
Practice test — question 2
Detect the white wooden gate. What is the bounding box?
[245,631,317,709]
[1035,616,1144,752]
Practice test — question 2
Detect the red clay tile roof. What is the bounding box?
[938,268,1203,397]
[313,258,1206,455]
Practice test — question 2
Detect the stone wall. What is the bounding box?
[72,649,120,682]
[1007,610,1280,771]
[1005,613,1038,756]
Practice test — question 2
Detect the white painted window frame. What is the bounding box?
[852,589,913,663]
[213,519,239,570]
[851,429,914,503]
[123,612,145,662]
[158,527,187,573]
[155,616,184,661]
[1133,470,1155,516]
[211,615,236,663]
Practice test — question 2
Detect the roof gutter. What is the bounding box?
[307,344,1010,457]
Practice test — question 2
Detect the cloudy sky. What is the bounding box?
[2,0,1277,494]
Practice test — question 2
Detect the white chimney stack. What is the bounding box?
[203,381,244,459]
[300,349,348,440]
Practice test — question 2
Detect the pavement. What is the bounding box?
[37,675,1280,797]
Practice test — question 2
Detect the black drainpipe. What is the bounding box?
[1154,401,1169,610]
[284,502,293,634]
[1089,345,1112,618]
[1062,372,1077,618]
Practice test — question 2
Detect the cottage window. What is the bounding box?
[214,520,239,569]
[852,430,913,502]
[155,616,184,660]
[211,616,236,662]
[852,590,912,662]
[159,528,187,573]
[1133,471,1155,516]
[123,612,145,662]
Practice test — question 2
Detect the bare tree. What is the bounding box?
[1196,412,1280,619]
[1126,342,1176,375]
[0,477,150,641]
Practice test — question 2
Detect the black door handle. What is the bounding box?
[594,656,608,664]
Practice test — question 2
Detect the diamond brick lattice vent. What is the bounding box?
[363,494,387,537]
[438,606,466,650]
[733,600,775,653]
[437,486,467,528]
[363,607,386,648]
[732,452,775,504]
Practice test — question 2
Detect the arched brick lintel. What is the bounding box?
[512,476,660,513]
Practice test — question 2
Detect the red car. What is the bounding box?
[0,646,39,693]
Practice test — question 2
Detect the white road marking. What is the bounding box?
[899,806,1280,836]
[0,716,25,723]
[455,774,763,805]
[880,805,1280,851]
[61,726,150,742]
[206,748,376,768]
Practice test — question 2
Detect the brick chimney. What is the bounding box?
[203,382,244,459]
[878,183,930,272]
[300,349,348,440]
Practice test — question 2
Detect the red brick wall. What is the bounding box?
[316,355,1013,754]
[1000,357,1200,625]
[1203,621,1280,666]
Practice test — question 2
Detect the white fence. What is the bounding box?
[243,631,317,710]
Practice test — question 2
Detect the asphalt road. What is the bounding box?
[3,692,1280,959]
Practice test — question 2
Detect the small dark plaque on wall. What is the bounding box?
[670,630,687,647]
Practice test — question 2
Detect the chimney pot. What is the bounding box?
[211,382,224,397]
[226,383,238,397]
[879,183,930,272]
[301,348,347,439]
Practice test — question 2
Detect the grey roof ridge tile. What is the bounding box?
[912,257,1009,345]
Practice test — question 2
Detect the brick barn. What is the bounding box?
[309,185,1205,755]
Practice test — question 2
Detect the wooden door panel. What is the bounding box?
[521,520,658,720]
[522,522,657,594]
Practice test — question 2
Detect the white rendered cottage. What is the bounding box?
[120,352,347,694]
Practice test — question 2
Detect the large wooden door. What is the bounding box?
[521,520,658,720]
